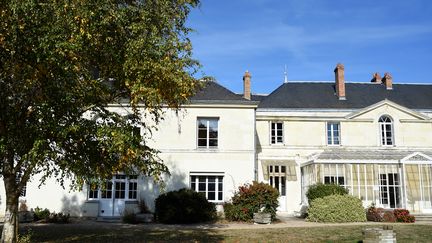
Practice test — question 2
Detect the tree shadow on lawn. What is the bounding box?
[16,222,225,243]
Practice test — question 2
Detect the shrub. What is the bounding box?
[306,183,348,204]
[33,207,50,221]
[155,188,216,224]
[383,211,396,222]
[307,194,366,223]
[47,212,70,223]
[122,210,138,224]
[366,204,384,222]
[394,209,415,223]
[224,181,279,222]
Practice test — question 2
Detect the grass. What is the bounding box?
[15,222,432,243]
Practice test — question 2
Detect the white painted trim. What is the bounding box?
[345,99,430,120]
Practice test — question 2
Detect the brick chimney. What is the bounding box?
[371,73,382,84]
[243,71,251,100]
[334,63,346,100]
[382,72,393,90]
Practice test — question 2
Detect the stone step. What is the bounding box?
[412,214,432,221]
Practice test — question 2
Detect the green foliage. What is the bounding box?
[33,207,50,221]
[122,211,138,224]
[306,183,348,204]
[155,188,216,224]
[307,194,367,223]
[17,229,32,243]
[47,212,70,224]
[224,181,279,222]
[0,0,200,240]
[34,207,70,223]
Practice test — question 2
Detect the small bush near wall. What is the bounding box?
[307,194,366,223]
[393,209,415,223]
[224,181,279,222]
[155,188,216,224]
[306,183,348,204]
[33,207,51,221]
[366,204,385,222]
[383,211,397,222]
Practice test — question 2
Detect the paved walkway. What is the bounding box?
[68,213,432,231]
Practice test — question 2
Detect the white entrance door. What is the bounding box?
[99,181,114,217]
[268,165,287,211]
[98,175,128,217]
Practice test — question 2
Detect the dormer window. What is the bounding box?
[379,115,394,146]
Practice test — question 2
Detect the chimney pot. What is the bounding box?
[334,63,346,100]
[382,72,393,90]
[371,73,382,84]
[243,71,251,100]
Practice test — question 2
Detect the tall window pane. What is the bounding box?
[379,115,393,146]
[327,122,340,145]
[197,118,219,148]
[271,122,283,144]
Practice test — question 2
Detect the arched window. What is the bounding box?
[379,115,394,146]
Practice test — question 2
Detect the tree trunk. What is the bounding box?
[1,176,19,243]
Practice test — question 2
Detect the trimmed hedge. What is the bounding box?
[224,181,279,222]
[155,188,216,224]
[307,194,366,223]
[306,183,348,204]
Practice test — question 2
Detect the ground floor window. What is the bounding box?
[87,175,138,200]
[302,163,402,209]
[190,174,223,202]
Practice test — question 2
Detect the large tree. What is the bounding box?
[0,0,200,241]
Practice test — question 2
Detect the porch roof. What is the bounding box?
[311,149,432,162]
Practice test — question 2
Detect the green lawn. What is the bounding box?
[16,222,432,243]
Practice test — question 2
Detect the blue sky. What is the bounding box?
[187,0,432,94]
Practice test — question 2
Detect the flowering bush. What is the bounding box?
[224,181,279,222]
[366,204,385,222]
[383,211,397,222]
[393,209,415,223]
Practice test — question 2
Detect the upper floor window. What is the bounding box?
[379,115,394,146]
[327,122,340,145]
[197,118,218,148]
[271,122,283,144]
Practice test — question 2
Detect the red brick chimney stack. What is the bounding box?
[334,63,346,100]
[382,72,393,90]
[371,73,382,84]
[243,71,251,100]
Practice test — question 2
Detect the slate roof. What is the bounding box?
[258,82,432,109]
[314,149,432,161]
[190,81,258,105]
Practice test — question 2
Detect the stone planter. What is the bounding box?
[253,212,271,224]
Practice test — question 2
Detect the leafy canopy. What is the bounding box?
[0,0,200,190]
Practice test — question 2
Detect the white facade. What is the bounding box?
[2,78,432,218]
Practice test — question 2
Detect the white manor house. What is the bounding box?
[2,64,432,217]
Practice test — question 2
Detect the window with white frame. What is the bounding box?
[190,174,223,202]
[270,122,283,144]
[268,165,286,196]
[379,115,394,146]
[326,122,340,145]
[324,175,345,185]
[88,175,138,200]
[197,118,219,148]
